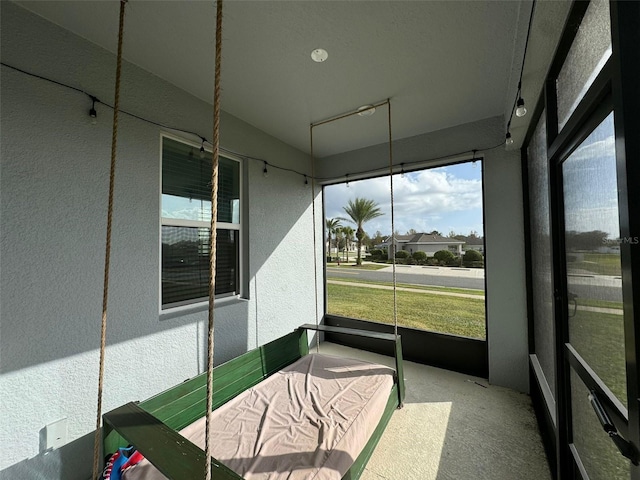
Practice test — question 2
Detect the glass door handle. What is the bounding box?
[588,391,639,465]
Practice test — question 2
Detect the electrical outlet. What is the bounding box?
[44,418,67,450]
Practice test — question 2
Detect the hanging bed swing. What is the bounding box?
[96,2,404,479]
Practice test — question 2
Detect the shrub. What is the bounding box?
[369,248,383,259]
[434,250,455,264]
[433,250,455,263]
[448,256,461,266]
[395,250,410,259]
[462,249,484,268]
[466,260,485,268]
[405,256,416,265]
[412,251,427,262]
[463,249,483,262]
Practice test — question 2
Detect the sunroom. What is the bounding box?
[1,1,638,479]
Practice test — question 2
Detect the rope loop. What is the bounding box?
[309,99,398,346]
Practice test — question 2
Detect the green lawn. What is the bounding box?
[327,283,486,339]
[328,277,485,296]
[570,308,629,480]
[568,253,621,276]
[575,297,623,310]
[569,309,627,405]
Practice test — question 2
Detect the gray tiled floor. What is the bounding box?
[319,342,552,480]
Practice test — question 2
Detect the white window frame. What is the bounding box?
[159,133,243,313]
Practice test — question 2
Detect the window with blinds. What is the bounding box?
[161,136,241,310]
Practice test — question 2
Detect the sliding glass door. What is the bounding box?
[556,110,634,479]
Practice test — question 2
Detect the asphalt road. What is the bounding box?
[568,277,623,303]
[326,267,486,291]
[327,267,623,303]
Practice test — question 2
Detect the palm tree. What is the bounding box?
[325,218,342,261]
[341,226,355,262]
[342,198,383,266]
[334,227,345,261]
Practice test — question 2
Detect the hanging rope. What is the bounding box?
[205,1,223,479]
[92,1,127,478]
[310,125,320,353]
[387,99,399,339]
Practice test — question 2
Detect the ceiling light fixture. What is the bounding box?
[357,105,376,117]
[515,97,527,117]
[89,95,98,125]
[508,0,535,124]
[311,48,328,63]
[505,132,514,146]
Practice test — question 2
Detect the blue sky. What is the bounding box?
[324,161,484,238]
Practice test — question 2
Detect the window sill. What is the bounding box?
[159,295,248,321]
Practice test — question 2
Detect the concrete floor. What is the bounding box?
[319,342,552,480]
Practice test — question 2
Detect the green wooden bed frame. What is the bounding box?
[103,324,405,480]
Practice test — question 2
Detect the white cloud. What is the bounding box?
[324,167,483,236]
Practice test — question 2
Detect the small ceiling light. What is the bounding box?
[311,48,328,63]
[400,164,405,178]
[263,162,269,178]
[89,96,97,125]
[505,132,514,146]
[199,139,206,158]
[515,97,527,117]
[357,105,376,117]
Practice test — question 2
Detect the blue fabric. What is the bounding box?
[104,446,135,480]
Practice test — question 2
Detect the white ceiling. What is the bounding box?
[17,0,533,157]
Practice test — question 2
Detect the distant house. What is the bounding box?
[377,233,465,259]
[464,236,485,254]
[326,240,366,259]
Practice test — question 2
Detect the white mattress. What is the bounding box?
[123,353,395,480]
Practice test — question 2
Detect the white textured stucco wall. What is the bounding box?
[482,148,529,393]
[319,115,529,393]
[0,3,322,478]
[483,148,529,393]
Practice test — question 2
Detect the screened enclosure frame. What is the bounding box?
[320,158,489,378]
[523,1,640,479]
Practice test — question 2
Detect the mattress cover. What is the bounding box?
[123,353,394,480]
